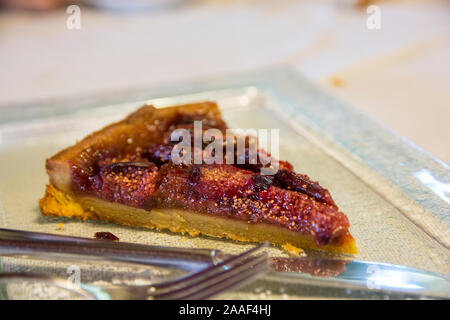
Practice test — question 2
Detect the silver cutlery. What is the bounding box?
[0,228,221,271]
[0,243,268,300]
[0,228,449,299]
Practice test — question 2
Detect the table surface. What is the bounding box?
[0,0,449,164]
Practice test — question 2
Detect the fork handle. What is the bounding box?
[0,228,218,271]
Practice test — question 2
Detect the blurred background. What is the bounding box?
[0,0,449,163]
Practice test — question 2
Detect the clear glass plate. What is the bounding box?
[0,67,448,299]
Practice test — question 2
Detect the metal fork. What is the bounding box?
[0,243,268,300]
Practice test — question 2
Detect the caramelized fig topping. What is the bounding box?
[106,161,156,172]
[144,144,173,167]
[274,169,335,206]
[250,174,274,193]
[188,165,202,184]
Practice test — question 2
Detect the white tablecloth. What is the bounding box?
[0,0,449,163]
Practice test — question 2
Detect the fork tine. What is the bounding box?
[147,243,267,296]
[155,249,268,300]
[170,253,268,300]
[185,256,268,300]
[155,253,266,300]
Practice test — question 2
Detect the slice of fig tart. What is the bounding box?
[39,101,357,254]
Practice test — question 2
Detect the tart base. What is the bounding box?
[39,184,358,255]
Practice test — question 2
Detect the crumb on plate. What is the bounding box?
[94,231,119,241]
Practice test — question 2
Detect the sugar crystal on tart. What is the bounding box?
[39,101,357,254]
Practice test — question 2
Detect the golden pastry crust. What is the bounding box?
[40,184,358,254]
